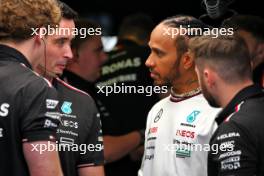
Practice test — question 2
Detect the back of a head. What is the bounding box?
[0,0,61,42]
[161,15,210,58]
[221,15,264,43]
[161,15,211,37]
[118,13,154,44]
[189,35,252,84]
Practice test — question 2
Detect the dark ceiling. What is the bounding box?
[62,0,263,34]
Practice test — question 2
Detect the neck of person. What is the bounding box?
[171,74,200,95]
[35,64,56,83]
[44,74,54,83]
[217,79,254,108]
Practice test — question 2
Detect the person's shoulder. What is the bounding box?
[232,97,264,125]
[243,95,264,113]
[55,78,95,103]
[187,93,207,103]
[14,64,54,90]
[148,96,170,113]
[187,94,219,109]
[1,63,57,104]
[56,78,87,94]
[4,62,45,83]
[219,97,264,144]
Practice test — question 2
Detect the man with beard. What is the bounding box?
[138,15,220,176]
[34,2,105,176]
[189,35,264,176]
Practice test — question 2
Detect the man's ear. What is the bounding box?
[182,51,194,70]
[34,34,43,45]
[204,68,216,88]
[34,27,46,45]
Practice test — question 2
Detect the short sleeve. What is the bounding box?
[21,79,60,142]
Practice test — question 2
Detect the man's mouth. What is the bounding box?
[149,69,159,79]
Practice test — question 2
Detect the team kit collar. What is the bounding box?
[170,87,202,102]
[0,44,32,69]
[216,84,264,125]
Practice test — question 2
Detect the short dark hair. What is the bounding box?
[58,1,78,20]
[161,15,210,59]
[221,15,264,43]
[189,35,252,84]
[71,19,101,50]
[118,13,154,42]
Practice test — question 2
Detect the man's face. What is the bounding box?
[41,18,75,76]
[76,36,107,82]
[145,23,181,86]
[195,66,220,108]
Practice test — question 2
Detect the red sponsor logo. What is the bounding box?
[148,127,158,134]
[176,130,195,139]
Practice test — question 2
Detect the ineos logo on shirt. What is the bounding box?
[61,120,78,129]
[176,130,195,139]
[0,103,10,117]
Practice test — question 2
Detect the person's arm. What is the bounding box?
[21,79,62,176]
[104,131,141,163]
[78,166,105,176]
[23,141,63,176]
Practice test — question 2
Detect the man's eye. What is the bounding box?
[59,40,65,45]
[155,50,164,57]
[95,47,104,53]
[56,39,66,46]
